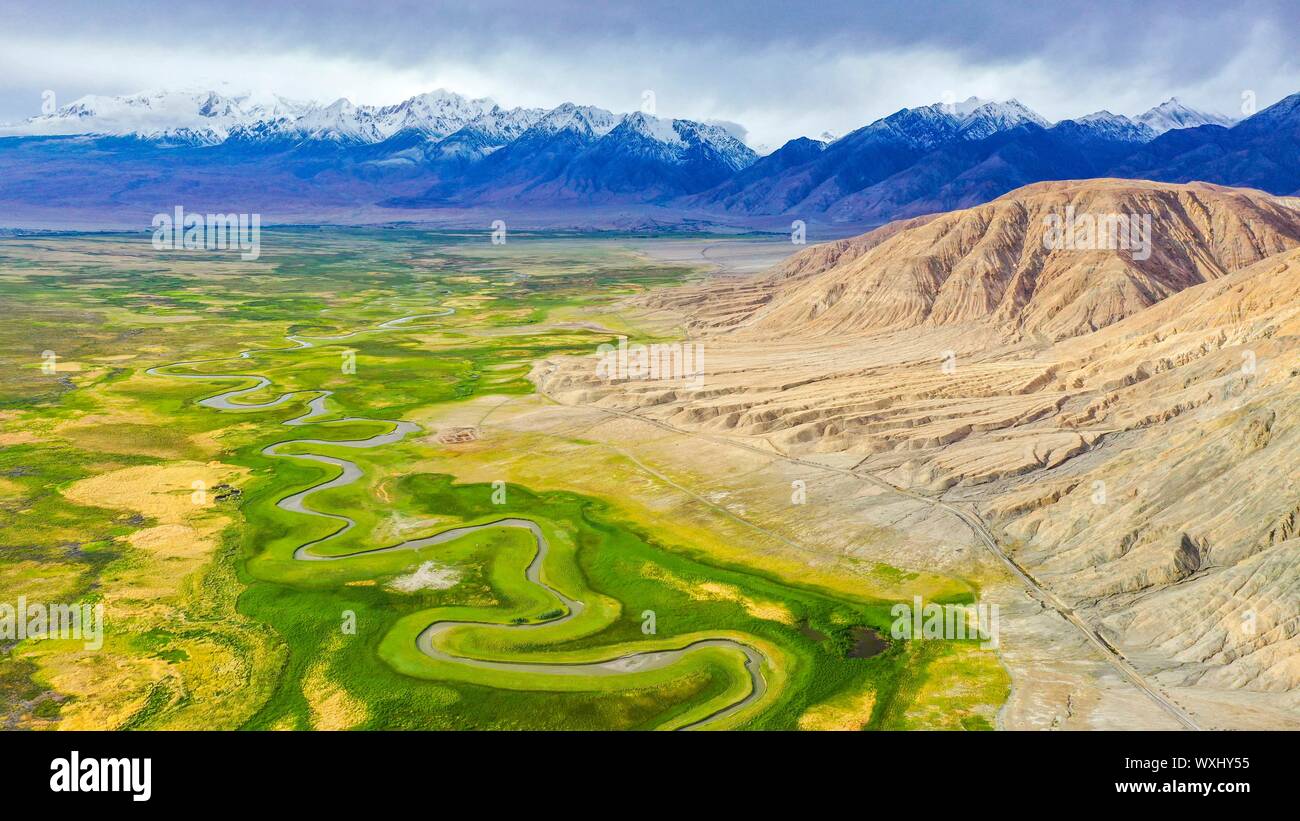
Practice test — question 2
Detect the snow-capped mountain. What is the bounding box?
[394,109,758,204]
[956,98,1051,139]
[410,105,547,165]
[619,114,756,171]
[999,98,1237,180]
[2,89,317,144]
[834,96,1048,153]
[448,103,622,190]
[1135,97,1236,135]
[287,98,385,143]
[687,96,1051,215]
[371,90,499,138]
[619,111,686,147]
[1069,110,1158,142]
[1113,91,1300,195]
[1,85,1292,226]
[1061,98,1234,142]
[2,87,508,146]
[558,112,757,196]
[854,102,968,150]
[525,103,621,139]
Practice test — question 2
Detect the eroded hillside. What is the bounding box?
[537,180,1300,727]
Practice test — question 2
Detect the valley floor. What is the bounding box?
[0,229,1008,730]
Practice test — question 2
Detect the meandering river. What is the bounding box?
[147,309,768,729]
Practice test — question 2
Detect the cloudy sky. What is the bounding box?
[2,0,1298,148]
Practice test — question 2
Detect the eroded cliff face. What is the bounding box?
[537,180,1300,726]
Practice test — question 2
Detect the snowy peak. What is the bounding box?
[292,98,382,143]
[927,95,1046,126]
[853,97,1049,150]
[863,105,963,149]
[460,105,546,139]
[674,119,758,170]
[374,90,499,138]
[619,111,686,146]
[1068,110,1158,142]
[957,98,1050,138]
[1136,97,1236,135]
[1079,109,1129,123]
[529,103,619,138]
[596,113,757,172]
[1,89,303,142]
[1,87,507,145]
[933,95,990,117]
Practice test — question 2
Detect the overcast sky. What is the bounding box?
[2,0,1298,148]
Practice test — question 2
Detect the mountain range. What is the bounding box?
[3,87,1298,228]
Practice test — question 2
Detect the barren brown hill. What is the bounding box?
[733,180,1300,340]
[642,214,939,333]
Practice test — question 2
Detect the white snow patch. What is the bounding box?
[646,116,684,145]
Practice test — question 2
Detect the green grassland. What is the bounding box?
[0,229,1008,730]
